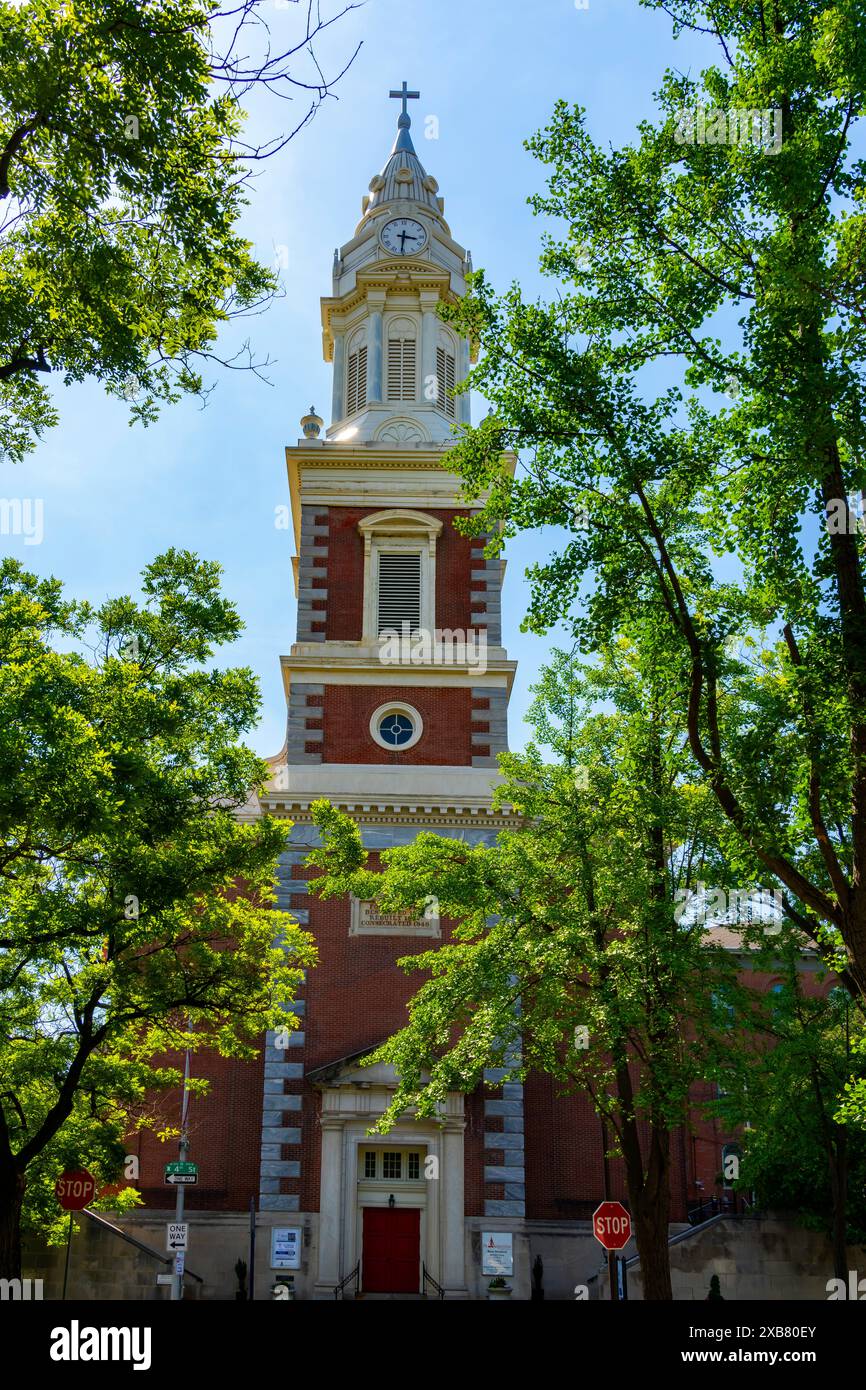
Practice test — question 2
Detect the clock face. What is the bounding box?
[380,217,427,255]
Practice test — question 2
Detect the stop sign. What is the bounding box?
[593,1200,632,1250]
[55,1169,97,1210]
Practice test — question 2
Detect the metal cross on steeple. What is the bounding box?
[389,81,420,120]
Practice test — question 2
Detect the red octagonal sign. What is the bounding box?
[593,1200,632,1250]
[55,1169,97,1211]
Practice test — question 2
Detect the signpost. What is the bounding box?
[56,1169,97,1301]
[592,1200,632,1302]
[170,1023,193,1301]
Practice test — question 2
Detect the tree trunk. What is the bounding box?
[628,1127,673,1301]
[0,1161,25,1280]
[616,1068,673,1300]
[828,1127,848,1284]
[632,1196,673,1301]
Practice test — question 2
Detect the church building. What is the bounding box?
[128,88,759,1301]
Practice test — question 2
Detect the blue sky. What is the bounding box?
[2,0,713,757]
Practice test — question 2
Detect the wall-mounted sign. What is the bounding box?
[271,1227,301,1270]
[350,898,439,937]
[482,1231,513,1276]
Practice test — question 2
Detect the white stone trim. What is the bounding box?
[270,763,503,802]
[374,416,432,443]
[282,659,514,689]
[313,1077,466,1298]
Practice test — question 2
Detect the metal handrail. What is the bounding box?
[82,1208,204,1284]
[334,1261,360,1300]
[688,1197,724,1226]
[422,1263,445,1300]
[621,1209,759,1269]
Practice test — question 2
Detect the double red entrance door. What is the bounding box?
[362,1207,420,1294]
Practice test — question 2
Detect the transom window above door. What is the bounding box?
[360,1148,424,1183]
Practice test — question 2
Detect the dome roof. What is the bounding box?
[359,106,448,232]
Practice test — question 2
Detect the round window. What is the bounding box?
[369,702,423,752]
[378,712,414,747]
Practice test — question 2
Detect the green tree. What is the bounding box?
[308,648,749,1300]
[0,0,359,459]
[720,961,866,1282]
[0,550,314,1277]
[440,0,866,1007]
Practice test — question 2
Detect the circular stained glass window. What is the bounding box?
[378,712,414,747]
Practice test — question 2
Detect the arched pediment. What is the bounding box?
[357,508,443,540]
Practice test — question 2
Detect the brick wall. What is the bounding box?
[464,1090,486,1217]
[298,858,463,1211]
[322,684,474,764]
[133,1046,265,1211]
[323,507,482,642]
[523,1071,691,1224]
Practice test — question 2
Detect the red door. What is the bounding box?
[362,1208,420,1293]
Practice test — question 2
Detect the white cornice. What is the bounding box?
[279,651,516,701]
[285,443,517,550]
[264,762,511,819]
[321,265,460,360]
[262,800,514,827]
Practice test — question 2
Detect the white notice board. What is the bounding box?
[271,1226,301,1270]
[482,1231,513,1276]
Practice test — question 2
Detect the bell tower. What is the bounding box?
[324,80,473,448]
[250,89,523,1296]
[264,85,517,807]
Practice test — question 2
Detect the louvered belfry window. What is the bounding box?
[436,345,456,418]
[377,551,422,635]
[387,336,417,402]
[346,344,367,415]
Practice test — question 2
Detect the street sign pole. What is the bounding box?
[61,1212,73,1301]
[592,1200,632,1300]
[55,1168,97,1301]
[171,1027,192,1302]
[249,1197,256,1303]
[600,1121,618,1303]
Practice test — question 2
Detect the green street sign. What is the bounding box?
[165,1161,198,1177]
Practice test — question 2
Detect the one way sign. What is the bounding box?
[166,1222,188,1252]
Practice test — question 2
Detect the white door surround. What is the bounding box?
[313,1063,467,1299]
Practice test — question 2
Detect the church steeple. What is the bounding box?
[320,85,474,446]
[270,81,516,864]
[358,83,449,233]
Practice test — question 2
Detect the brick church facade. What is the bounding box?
[128,91,822,1300]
